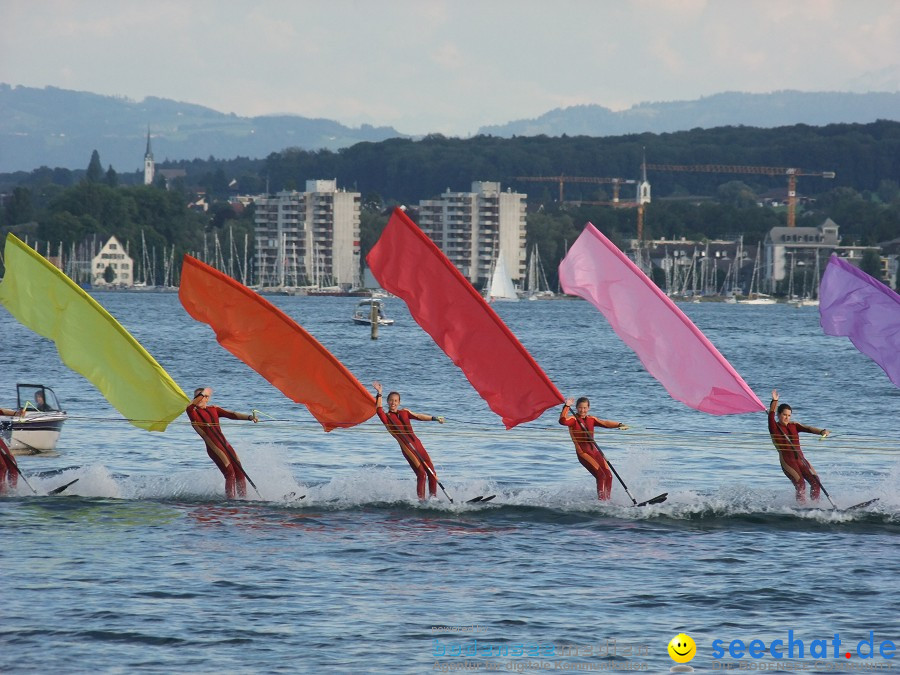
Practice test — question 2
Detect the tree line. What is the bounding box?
[2,122,898,287]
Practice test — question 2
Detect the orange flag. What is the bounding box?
[179,255,374,431]
[367,208,563,428]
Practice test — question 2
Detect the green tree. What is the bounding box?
[105,165,118,188]
[204,168,229,198]
[86,150,104,183]
[876,180,899,204]
[3,187,33,225]
[363,191,384,211]
[103,264,116,284]
[717,181,758,208]
[39,211,84,243]
[359,206,389,260]
[860,249,882,279]
[210,203,237,229]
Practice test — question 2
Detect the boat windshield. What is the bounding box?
[355,300,386,317]
[16,384,62,412]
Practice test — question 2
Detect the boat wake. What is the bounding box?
[15,462,900,528]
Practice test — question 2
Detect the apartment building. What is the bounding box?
[253,180,361,288]
[417,181,527,287]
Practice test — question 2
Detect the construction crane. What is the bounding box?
[515,176,636,204]
[573,200,648,242]
[516,175,647,240]
[644,164,835,227]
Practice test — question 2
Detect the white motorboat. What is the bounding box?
[1,384,67,455]
[352,299,395,326]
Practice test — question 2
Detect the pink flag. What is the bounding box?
[819,254,900,387]
[558,223,764,415]
[366,208,563,428]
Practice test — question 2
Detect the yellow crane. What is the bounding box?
[514,175,636,204]
[645,164,835,227]
[515,175,647,239]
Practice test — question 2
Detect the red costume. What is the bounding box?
[186,404,246,498]
[0,436,18,494]
[768,403,822,501]
[376,407,437,500]
[559,407,622,500]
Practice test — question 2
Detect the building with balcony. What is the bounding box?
[763,218,883,285]
[417,181,527,288]
[253,180,361,289]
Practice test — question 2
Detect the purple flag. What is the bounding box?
[819,255,900,387]
[558,223,764,415]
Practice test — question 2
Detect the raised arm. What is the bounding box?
[373,381,383,407]
[559,397,574,424]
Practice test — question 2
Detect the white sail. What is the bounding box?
[488,251,519,302]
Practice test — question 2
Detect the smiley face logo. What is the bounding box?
[668,633,696,663]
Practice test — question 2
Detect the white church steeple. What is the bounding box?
[143,127,155,185]
[638,149,651,205]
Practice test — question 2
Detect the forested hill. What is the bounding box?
[4,121,899,206]
[3,121,899,286]
[4,84,900,176]
[260,121,900,203]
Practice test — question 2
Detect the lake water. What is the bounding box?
[2,292,898,673]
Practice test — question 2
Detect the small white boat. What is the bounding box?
[738,242,777,305]
[352,299,394,326]
[739,296,778,305]
[1,384,67,455]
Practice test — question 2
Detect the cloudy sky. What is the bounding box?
[3,0,899,136]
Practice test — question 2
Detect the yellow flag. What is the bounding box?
[0,234,189,431]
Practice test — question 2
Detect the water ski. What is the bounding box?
[48,478,79,495]
[842,498,879,511]
[236,492,306,504]
[636,492,668,507]
[466,494,496,504]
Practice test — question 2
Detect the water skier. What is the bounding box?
[768,389,829,503]
[559,396,628,501]
[373,381,444,501]
[186,387,257,499]
[0,411,18,494]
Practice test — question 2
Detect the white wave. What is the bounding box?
[21,443,897,523]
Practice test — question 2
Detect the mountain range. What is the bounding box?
[476,90,900,137]
[0,84,406,174]
[2,84,899,174]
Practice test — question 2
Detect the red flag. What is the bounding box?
[367,208,562,428]
[179,255,374,431]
